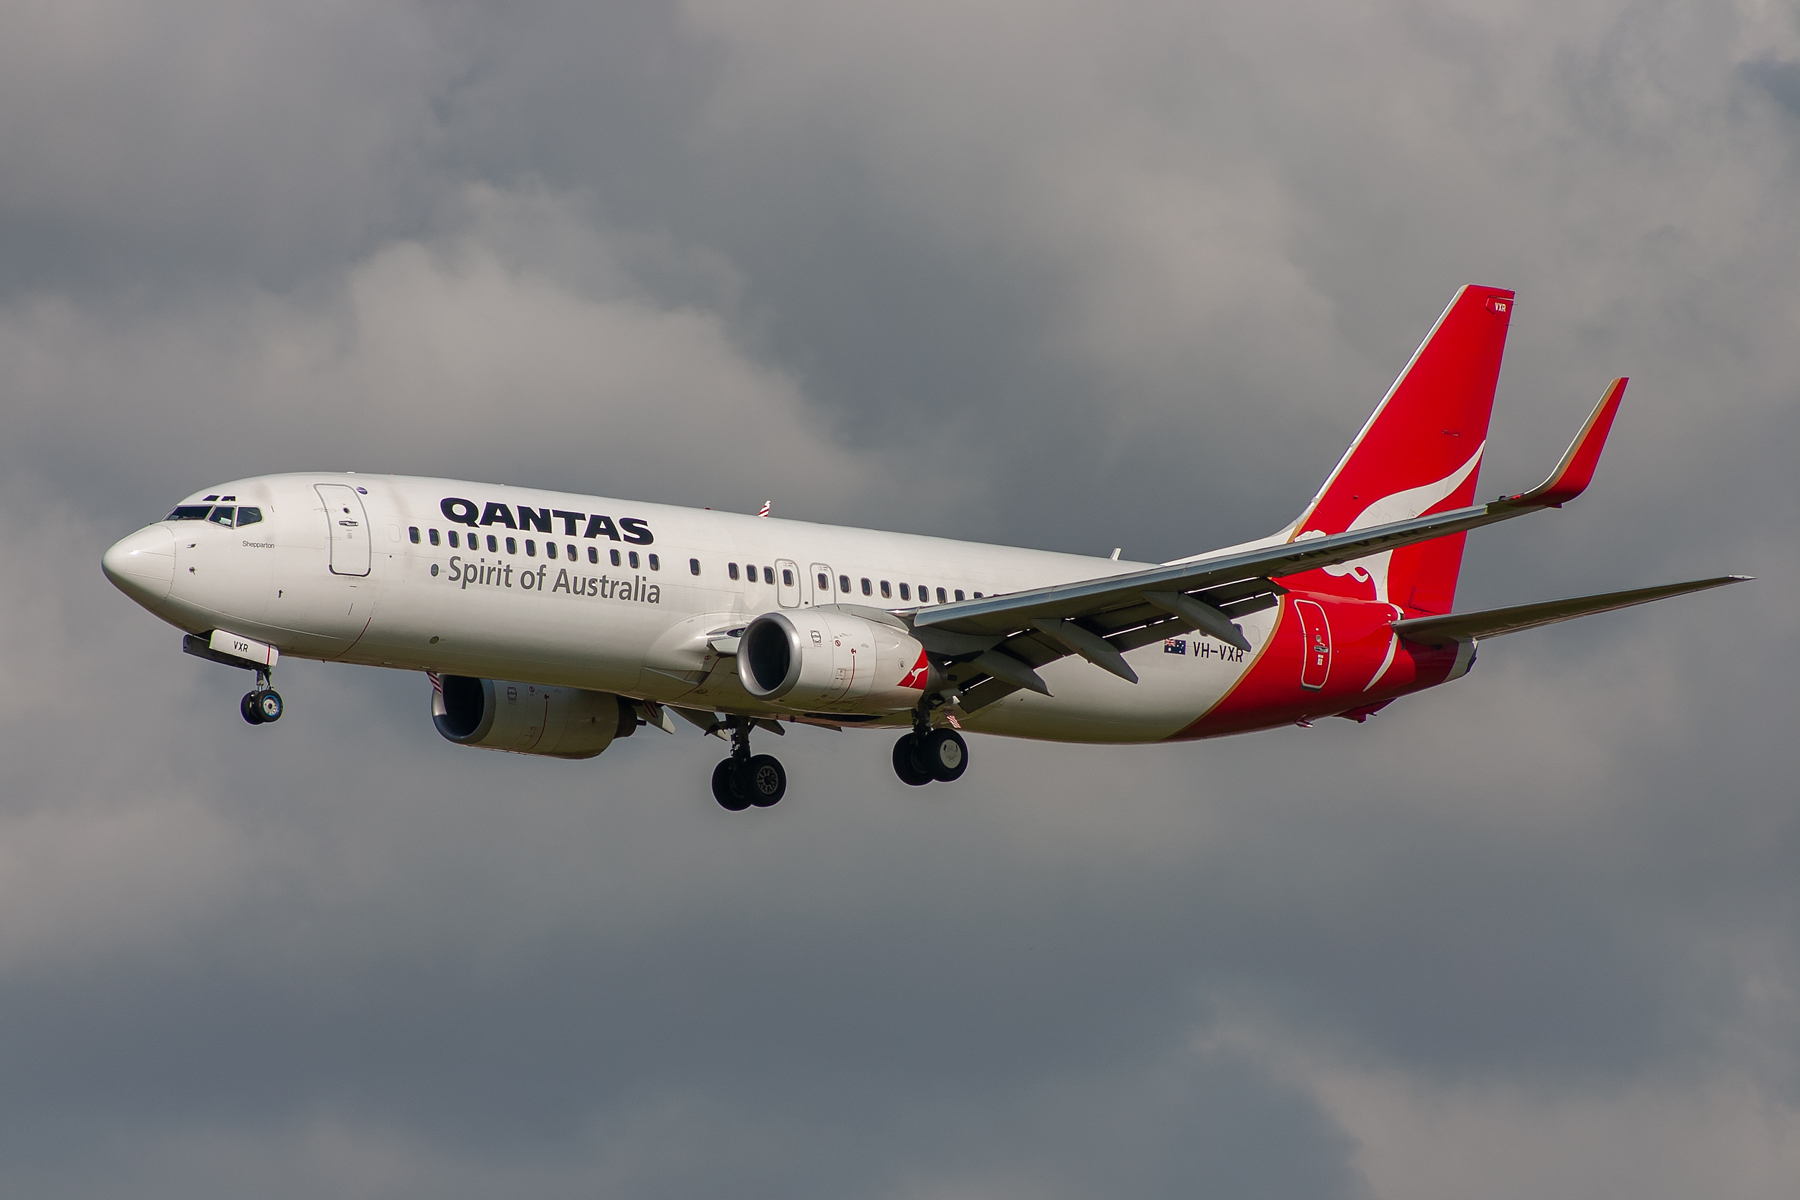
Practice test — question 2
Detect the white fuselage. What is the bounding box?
[108,473,1277,742]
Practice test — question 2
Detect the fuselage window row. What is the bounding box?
[401,531,979,608]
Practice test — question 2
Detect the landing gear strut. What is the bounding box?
[893,706,968,785]
[710,717,787,810]
[240,668,283,726]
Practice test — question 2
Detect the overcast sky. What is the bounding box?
[2,2,1797,1196]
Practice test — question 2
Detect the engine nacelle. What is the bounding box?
[432,675,635,759]
[738,608,934,712]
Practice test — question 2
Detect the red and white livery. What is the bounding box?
[102,286,1746,809]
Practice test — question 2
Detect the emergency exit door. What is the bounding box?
[316,484,371,577]
[774,558,800,607]
[808,563,835,607]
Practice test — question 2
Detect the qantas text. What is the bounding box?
[440,498,653,544]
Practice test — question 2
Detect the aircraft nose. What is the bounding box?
[102,525,177,604]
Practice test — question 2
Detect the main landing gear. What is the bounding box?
[893,713,968,786]
[711,717,787,811]
[240,668,283,726]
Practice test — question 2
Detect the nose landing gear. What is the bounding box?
[711,717,787,810]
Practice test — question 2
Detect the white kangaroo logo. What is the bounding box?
[1297,444,1484,605]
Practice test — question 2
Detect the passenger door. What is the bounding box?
[315,483,371,577]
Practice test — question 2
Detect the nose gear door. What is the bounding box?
[1295,598,1332,690]
[316,483,371,577]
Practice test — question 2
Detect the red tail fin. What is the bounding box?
[1280,285,1514,615]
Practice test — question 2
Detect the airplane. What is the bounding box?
[101,285,1745,810]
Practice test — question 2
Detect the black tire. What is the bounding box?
[920,728,968,782]
[744,754,787,807]
[256,690,283,723]
[241,692,265,725]
[712,759,753,811]
[892,734,931,786]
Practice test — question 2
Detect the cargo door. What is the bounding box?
[1295,598,1332,690]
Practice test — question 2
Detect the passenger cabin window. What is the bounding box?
[839,574,851,593]
[973,591,982,598]
[782,568,794,586]
[629,551,640,569]
[448,530,459,548]
[611,549,621,566]
[763,566,774,584]
[880,580,891,598]
[167,505,212,521]
[861,578,872,596]
[235,507,262,527]
[817,572,830,590]
[587,546,598,564]
[505,537,517,554]
[648,553,660,571]
[207,507,235,527]
[566,544,575,560]
[408,526,420,544]
[525,540,537,557]
[954,589,964,601]
[689,558,701,576]
[899,583,910,600]
[429,529,440,546]
[935,587,946,603]
[728,562,740,580]
[487,535,498,552]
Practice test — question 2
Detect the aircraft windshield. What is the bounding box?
[166,504,261,526]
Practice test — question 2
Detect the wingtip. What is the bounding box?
[1503,377,1628,508]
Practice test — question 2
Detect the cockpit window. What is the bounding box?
[236,507,262,527]
[167,505,212,521]
[207,506,236,527]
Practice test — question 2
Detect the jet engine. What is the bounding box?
[432,675,636,759]
[738,609,935,712]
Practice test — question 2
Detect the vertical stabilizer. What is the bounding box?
[1279,285,1514,615]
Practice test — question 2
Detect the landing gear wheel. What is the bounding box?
[892,734,931,786]
[712,759,753,811]
[919,728,968,782]
[241,692,266,725]
[743,754,787,807]
[256,690,283,723]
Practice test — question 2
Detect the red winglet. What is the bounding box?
[1505,377,1627,508]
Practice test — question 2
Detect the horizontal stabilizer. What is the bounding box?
[1391,575,1749,644]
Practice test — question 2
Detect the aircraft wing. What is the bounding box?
[908,380,1632,709]
[1389,576,1749,645]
